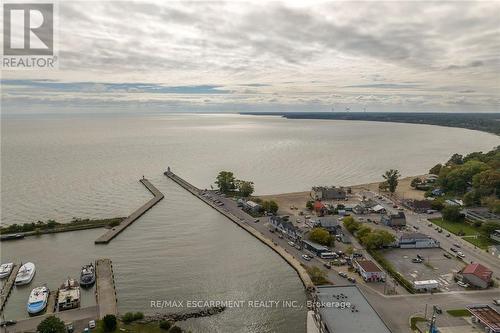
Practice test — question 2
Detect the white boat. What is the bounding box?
[57,278,80,311]
[15,262,36,285]
[27,286,49,315]
[0,263,14,279]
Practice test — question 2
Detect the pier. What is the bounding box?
[95,178,164,244]
[95,258,118,318]
[164,169,314,290]
[0,263,19,313]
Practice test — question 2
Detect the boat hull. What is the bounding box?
[27,300,48,315]
[15,263,36,286]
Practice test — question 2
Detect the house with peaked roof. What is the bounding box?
[270,216,300,240]
[381,212,406,226]
[353,259,385,282]
[459,263,493,289]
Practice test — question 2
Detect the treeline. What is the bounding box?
[427,146,500,212]
[241,112,500,135]
[215,171,254,197]
[0,217,123,235]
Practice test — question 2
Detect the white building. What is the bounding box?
[398,233,440,248]
[354,259,385,282]
[413,280,439,292]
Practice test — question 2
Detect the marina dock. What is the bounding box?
[95,258,118,318]
[164,169,314,290]
[0,263,19,313]
[95,178,164,244]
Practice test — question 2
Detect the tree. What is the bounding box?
[37,316,66,333]
[159,321,172,330]
[262,200,279,214]
[480,221,500,236]
[215,171,236,193]
[343,216,361,233]
[103,314,117,332]
[236,180,254,197]
[447,153,464,166]
[442,205,463,222]
[309,228,332,246]
[473,169,500,196]
[463,191,481,207]
[170,326,183,333]
[382,169,400,194]
[441,161,489,193]
[410,177,423,188]
[429,163,442,175]
[306,200,314,210]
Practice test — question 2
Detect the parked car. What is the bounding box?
[434,306,442,314]
[88,320,96,329]
[493,299,500,306]
[412,258,423,263]
[339,272,348,278]
[443,253,452,259]
[457,252,465,259]
[453,243,461,248]
[457,281,469,288]
[348,277,356,283]
[413,225,419,230]
[288,241,295,247]
[254,219,260,223]
[450,247,457,252]
[0,321,16,327]
[446,234,451,237]
[416,254,423,260]
[302,254,312,261]
[323,263,332,269]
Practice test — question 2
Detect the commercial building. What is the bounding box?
[413,279,439,292]
[270,216,299,240]
[398,233,440,248]
[353,259,385,282]
[310,217,341,234]
[313,285,391,333]
[244,200,262,213]
[312,186,347,200]
[466,304,500,333]
[381,212,406,227]
[460,263,493,289]
[464,207,500,224]
[302,240,330,256]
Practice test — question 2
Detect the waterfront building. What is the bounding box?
[398,233,440,248]
[312,186,347,200]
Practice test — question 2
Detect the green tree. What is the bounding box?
[262,200,279,214]
[429,163,442,175]
[236,180,254,197]
[306,200,314,210]
[103,314,117,332]
[382,169,400,194]
[170,326,183,333]
[441,161,489,193]
[309,228,332,246]
[356,225,372,239]
[343,216,361,233]
[447,153,464,166]
[463,191,481,207]
[215,171,236,193]
[37,316,66,333]
[480,221,500,236]
[473,169,500,196]
[442,205,463,222]
[159,321,172,330]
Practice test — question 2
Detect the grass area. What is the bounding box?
[306,266,331,285]
[462,235,498,250]
[410,316,427,331]
[429,218,478,236]
[446,309,471,317]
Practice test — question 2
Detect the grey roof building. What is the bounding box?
[314,285,391,333]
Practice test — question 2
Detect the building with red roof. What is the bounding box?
[461,263,493,289]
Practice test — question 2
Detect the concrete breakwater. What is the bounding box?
[164,169,314,291]
[95,178,164,244]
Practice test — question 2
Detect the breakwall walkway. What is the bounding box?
[164,170,314,290]
[0,263,19,313]
[95,258,118,318]
[95,178,164,244]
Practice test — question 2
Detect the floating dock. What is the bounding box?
[164,169,314,290]
[0,263,19,313]
[95,258,118,318]
[95,178,164,244]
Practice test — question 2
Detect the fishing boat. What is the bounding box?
[0,263,14,279]
[27,286,49,315]
[57,278,80,311]
[79,263,95,288]
[15,262,36,285]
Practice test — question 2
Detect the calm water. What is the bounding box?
[1,113,499,332]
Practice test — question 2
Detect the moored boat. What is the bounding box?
[57,278,80,311]
[15,262,36,285]
[27,286,49,315]
[79,263,95,288]
[0,263,14,279]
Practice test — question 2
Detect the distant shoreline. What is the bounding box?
[240,112,500,136]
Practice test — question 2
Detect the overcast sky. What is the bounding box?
[2,0,500,113]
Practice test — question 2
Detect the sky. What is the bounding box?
[1,0,500,113]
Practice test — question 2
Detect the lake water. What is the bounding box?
[1,112,498,332]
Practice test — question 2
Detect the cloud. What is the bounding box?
[2,1,500,113]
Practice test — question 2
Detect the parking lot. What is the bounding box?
[383,248,466,292]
